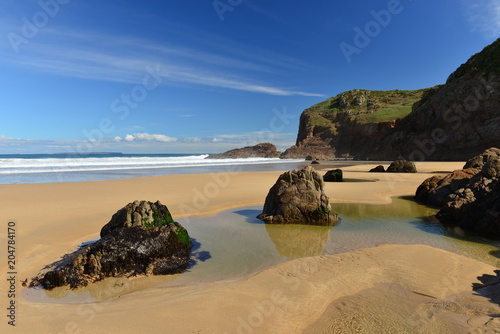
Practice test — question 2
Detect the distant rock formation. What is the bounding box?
[323,169,343,182]
[257,166,339,226]
[281,38,500,160]
[386,160,417,173]
[415,148,500,236]
[206,142,280,159]
[29,201,192,289]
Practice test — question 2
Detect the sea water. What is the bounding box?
[0,153,307,184]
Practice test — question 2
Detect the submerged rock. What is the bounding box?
[29,200,192,289]
[323,169,343,182]
[257,166,339,226]
[386,160,417,173]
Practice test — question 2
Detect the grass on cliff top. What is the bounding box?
[450,37,500,80]
[306,89,429,124]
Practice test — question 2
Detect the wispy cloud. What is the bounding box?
[463,0,500,38]
[2,27,323,97]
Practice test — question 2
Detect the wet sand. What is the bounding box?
[1,161,499,333]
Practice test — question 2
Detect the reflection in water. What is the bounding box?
[332,197,437,219]
[265,224,332,258]
[330,198,500,267]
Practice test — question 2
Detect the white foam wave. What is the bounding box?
[0,155,301,175]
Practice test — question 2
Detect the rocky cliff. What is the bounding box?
[206,142,281,159]
[282,38,500,160]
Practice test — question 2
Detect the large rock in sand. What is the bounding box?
[29,200,192,289]
[463,147,500,169]
[323,169,343,182]
[257,166,339,226]
[436,158,500,236]
[415,168,480,206]
[386,160,417,173]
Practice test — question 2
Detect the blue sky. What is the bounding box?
[0,0,499,154]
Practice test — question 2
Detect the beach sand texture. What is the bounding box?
[1,162,499,333]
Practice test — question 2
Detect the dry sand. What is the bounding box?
[1,161,499,333]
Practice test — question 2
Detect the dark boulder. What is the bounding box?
[415,168,480,206]
[463,147,500,169]
[323,169,343,182]
[435,158,500,236]
[369,165,386,173]
[29,200,192,289]
[311,160,320,165]
[387,160,417,173]
[257,166,339,226]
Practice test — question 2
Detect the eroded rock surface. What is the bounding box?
[257,166,339,226]
[30,200,192,289]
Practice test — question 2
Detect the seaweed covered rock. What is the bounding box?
[436,158,500,236]
[323,169,343,182]
[30,200,192,289]
[257,166,339,226]
[387,160,417,173]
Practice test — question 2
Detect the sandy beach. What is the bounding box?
[1,161,499,333]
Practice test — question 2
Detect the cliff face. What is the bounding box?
[283,38,500,160]
[281,88,428,159]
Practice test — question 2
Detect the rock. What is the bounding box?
[311,160,320,165]
[463,147,500,169]
[305,155,316,161]
[257,166,339,226]
[281,38,500,161]
[415,168,480,206]
[323,169,343,182]
[29,201,192,289]
[386,160,417,173]
[434,158,500,236]
[206,142,280,159]
[369,165,386,172]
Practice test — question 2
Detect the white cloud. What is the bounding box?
[116,133,178,143]
[124,134,135,142]
[463,0,500,38]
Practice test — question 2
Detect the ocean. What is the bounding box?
[0,153,306,184]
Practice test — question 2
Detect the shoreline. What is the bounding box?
[2,161,499,333]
